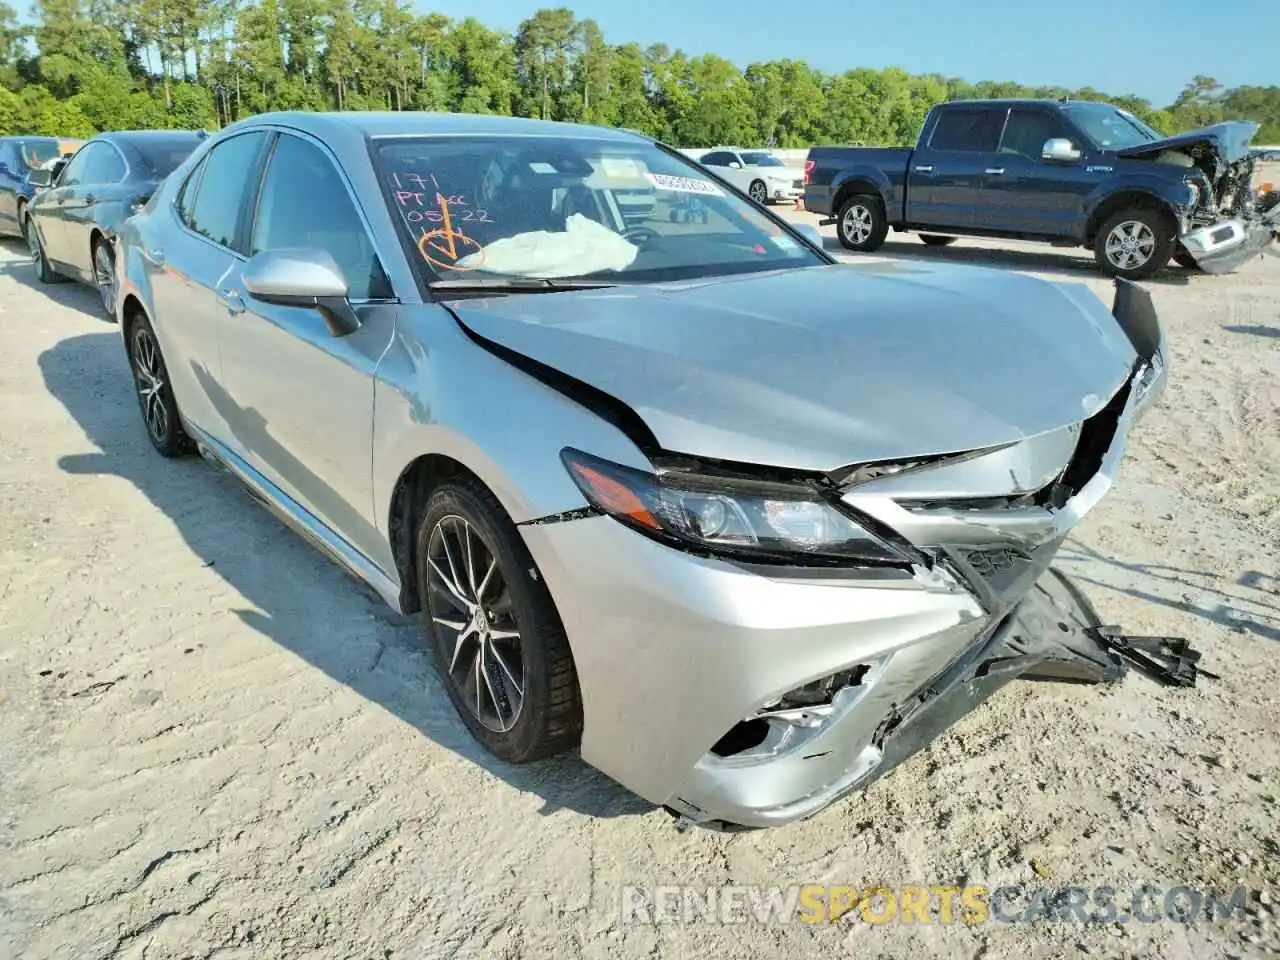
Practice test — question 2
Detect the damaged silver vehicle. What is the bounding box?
[115,112,1169,829]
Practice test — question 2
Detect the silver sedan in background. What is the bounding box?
[115,112,1167,829]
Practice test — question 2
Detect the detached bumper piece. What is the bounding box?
[1182,201,1280,275]
[1089,627,1218,687]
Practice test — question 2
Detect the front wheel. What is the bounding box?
[1093,208,1175,280]
[26,215,62,284]
[127,313,193,457]
[919,234,957,247]
[748,179,768,205]
[93,238,119,320]
[836,194,889,252]
[417,479,582,763]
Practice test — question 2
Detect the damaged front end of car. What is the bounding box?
[1122,121,1280,273]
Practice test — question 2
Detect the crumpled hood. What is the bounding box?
[1116,120,1259,164]
[448,262,1138,472]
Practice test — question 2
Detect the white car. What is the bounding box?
[697,148,803,205]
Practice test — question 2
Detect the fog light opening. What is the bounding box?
[773,664,871,710]
[710,719,770,757]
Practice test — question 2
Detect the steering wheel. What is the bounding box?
[623,226,660,247]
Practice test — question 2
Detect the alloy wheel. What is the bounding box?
[131,325,169,444]
[425,515,526,733]
[95,243,117,315]
[842,204,874,245]
[1104,220,1156,271]
[749,181,768,204]
[26,220,40,267]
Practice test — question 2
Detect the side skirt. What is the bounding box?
[187,423,405,613]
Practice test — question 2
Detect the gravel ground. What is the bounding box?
[1,198,1278,960]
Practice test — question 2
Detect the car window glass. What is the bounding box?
[57,143,100,187]
[188,132,268,250]
[177,156,207,228]
[929,109,1006,152]
[0,142,15,170]
[96,145,127,183]
[704,152,732,166]
[251,134,386,300]
[1001,109,1076,158]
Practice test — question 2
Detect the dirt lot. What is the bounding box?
[1,199,1278,960]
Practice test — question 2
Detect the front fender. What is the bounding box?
[1086,173,1196,233]
[371,306,654,570]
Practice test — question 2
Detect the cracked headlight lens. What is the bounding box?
[561,448,911,566]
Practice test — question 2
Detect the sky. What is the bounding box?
[436,0,1273,107]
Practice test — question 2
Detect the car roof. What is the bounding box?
[940,98,1112,108]
[225,111,647,144]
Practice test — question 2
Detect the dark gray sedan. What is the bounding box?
[27,130,203,317]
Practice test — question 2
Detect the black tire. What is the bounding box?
[1092,207,1175,281]
[836,193,889,252]
[126,312,193,457]
[416,478,582,763]
[92,236,119,321]
[1173,246,1201,270]
[920,234,957,247]
[747,179,768,205]
[26,214,62,284]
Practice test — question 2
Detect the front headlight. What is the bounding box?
[561,449,912,566]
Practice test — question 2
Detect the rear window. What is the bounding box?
[929,109,1006,152]
[132,136,202,179]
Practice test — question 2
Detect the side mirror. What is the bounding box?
[728,161,742,170]
[1042,138,1082,163]
[27,167,52,188]
[794,224,824,248]
[241,248,359,336]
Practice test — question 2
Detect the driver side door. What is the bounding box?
[217,131,397,564]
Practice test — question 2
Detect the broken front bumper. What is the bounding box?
[1181,204,1280,274]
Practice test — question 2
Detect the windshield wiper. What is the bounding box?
[428,277,620,295]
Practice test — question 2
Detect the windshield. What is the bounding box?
[740,152,786,167]
[375,136,822,284]
[132,135,202,179]
[17,139,61,168]
[1062,104,1161,150]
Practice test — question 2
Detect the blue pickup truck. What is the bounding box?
[803,98,1278,280]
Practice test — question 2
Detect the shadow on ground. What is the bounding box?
[36,323,653,822]
[1057,540,1280,643]
[1222,324,1280,338]
[0,239,108,320]
[817,234,1200,286]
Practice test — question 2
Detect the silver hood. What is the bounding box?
[447,262,1138,472]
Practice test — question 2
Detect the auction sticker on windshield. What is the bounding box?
[645,173,723,196]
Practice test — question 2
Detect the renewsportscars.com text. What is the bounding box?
[619,883,1255,926]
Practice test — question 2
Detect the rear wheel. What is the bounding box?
[748,179,768,205]
[126,313,193,457]
[836,193,889,252]
[919,234,957,247]
[416,479,582,763]
[1093,208,1175,280]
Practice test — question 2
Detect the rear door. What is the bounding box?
[217,131,395,562]
[980,106,1094,237]
[147,130,271,442]
[906,107,1007,229]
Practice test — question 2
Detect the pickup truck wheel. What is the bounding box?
[919,234,957,247]
[1094,209,1175,280]
[837,194,888,252]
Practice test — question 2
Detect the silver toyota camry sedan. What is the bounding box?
[115,112,1168,829]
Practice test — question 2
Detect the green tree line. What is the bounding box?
[0,2,1276,146]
